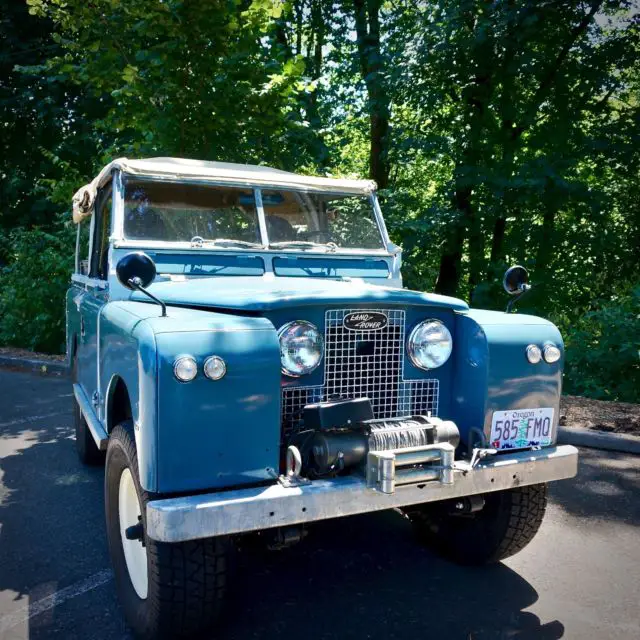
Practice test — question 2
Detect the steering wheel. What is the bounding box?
[190,236,205,246]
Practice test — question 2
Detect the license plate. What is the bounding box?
[490,408,555,450]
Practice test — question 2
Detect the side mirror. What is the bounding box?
[503,265,530,295]
[116,252,166,317]
[116,252,157,290]
[503,265,531,313]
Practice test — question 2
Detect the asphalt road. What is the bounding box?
[1,369,639,640]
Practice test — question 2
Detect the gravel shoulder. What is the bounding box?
[0,346,65,363]
[560,395,640,436]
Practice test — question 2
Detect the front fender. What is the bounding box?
[100,302,156,489]
[154,322,280,493]
[101,302,281,494]
[451,310,563,448]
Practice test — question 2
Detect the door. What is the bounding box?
[76,182,113,419]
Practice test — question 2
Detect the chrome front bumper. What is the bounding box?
[146,445,578,543]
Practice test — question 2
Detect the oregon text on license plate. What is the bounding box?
[490,408,555,450]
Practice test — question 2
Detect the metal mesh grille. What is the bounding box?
[325,308,405,418]
[281,309,439,436]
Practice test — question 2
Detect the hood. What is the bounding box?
[134,276,469,313]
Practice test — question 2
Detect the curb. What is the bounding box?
[558,426,640,455]
[0,355,69,377]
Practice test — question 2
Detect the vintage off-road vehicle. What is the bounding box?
[67,157,578,639]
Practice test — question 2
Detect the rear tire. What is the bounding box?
[105,421,233,640]
[406,483,548,565]
[72,356,104,466]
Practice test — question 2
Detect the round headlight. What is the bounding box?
[174,356,197,382]
[407,320,453,370]
[204,356,226,380]
[543,344,561,363]
[278,321,324,377]
[526,344,542,364]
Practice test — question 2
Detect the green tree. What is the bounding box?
[24,0,324,170]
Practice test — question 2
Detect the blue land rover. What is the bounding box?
[67,157,578,639]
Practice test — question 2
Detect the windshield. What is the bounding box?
[123,180,260,244]
[122,179,385,251]
[262,190,384,250]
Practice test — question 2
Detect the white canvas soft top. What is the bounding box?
[72,157,376,223]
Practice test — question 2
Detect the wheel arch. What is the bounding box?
[68,333,78,367]
[105,374,133,434]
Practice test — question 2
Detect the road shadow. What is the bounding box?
[0,414,125,640]
[225,510,564,640]
[548,447,640,526]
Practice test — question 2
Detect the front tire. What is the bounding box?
[406,483,548,565]
[105,422,232,639]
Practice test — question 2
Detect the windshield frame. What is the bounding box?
[112,172,393,255]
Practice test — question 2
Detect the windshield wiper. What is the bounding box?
[269,241,338,252]
[190,237,262,249]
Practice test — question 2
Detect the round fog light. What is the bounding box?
[526,344,542,364]
[174,356,197,382]
[204,356,226,380]
[543,344,561,363]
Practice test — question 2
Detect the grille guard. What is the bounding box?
[146,445,579,543]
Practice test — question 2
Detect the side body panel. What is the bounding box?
[77,291,103,399]
[67,282,108,417]
[451,310,564,448]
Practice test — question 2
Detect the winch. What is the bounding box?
[288,398,460,493]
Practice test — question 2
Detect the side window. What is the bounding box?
[76,221,90,275]
[90,185,113,280]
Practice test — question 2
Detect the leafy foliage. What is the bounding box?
[0,217,74,353]
[560,287,640,403]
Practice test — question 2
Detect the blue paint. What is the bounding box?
[97,302,280,492]
[147,251,265,277]
[154,323,280,492]
[133,275,469,312]
[273,256,390,279]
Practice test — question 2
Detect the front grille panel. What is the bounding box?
[281,308,439,437]
[325,309,405,418]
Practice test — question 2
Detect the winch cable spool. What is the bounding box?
[306,415,460,477]
[368,415,459,452]
[368,417,435,451]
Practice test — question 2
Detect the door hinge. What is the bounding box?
[92,390,102,409]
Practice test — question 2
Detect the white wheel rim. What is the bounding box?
[119,467,148,599]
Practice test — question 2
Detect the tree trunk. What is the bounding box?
[353,0,390,189]
[435,184,471,296]
[535,182,557,273]
[436,5,495,298]
[305,0,329,165]
[490,216,507,266]
[312,0,323,79]
[294,0,303,56]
